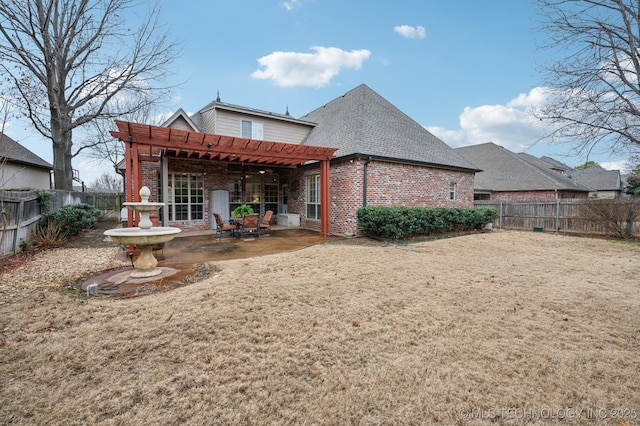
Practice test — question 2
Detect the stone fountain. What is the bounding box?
[105,186,181,278]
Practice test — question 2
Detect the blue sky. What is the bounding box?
[5,0,636,186]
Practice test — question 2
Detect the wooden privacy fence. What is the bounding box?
[0,190,123,258]
[0,190,41,259]
[475,198,639,238]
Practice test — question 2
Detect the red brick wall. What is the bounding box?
[136,158,236,231]
[134,157,476,236]
[140,160,160,202]
[293,158,475,237]
[168,159,237,231]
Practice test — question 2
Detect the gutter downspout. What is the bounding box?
[363,156,372,207]
[114,163,126,222]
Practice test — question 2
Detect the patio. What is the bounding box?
[81,224,331,295]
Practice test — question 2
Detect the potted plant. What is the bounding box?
[233,204,254,217]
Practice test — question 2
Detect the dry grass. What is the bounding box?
[1,231,639,425]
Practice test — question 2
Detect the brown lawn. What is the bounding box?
[1,230,639,425]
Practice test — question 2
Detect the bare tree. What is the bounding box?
[533,0,640,156]
[82,101,164,169]
[0,0,180,190]
[88,171,121,192]
[581,198,639,239]
[1,101,13,250]
[626,154,640,195]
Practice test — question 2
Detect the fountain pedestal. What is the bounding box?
[105,186,181,278]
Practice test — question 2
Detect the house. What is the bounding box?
[0,133,52,190]
[456,142,592,200]
[113,84,479,237]
[573,165,623,198]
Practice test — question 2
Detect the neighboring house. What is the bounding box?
[573,165,623,198]
[534,156,623,198]
[0,133,52,190]
[114,84,479,237]
[456,142,592,201]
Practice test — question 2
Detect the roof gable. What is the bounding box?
[162,108,202,132]
[574,165,622,191]
[0,133,52,169]
[299,84,479,171]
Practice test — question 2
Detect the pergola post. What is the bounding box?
[320,158,331,237]
[112,121,337,237]
[125,137,141,228]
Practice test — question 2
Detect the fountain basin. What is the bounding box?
[121,202,166,229]
[105,227,181,278]
[122,202,165,211]
[105,227,181,245]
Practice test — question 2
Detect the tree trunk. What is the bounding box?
[51,120,74,191]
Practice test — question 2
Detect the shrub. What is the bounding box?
[35,189,52,213]
[580,199,639,240]
[38,203,101,239]
[31,219,67,247]
[357,206,497,240]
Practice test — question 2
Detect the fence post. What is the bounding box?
[12,199,23,254]
[556,198,560,234]
[631,202,636,238]
[499,201,503,229]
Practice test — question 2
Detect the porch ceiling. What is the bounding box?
[111,120,337,166]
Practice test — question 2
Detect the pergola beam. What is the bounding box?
[112,120,338,237]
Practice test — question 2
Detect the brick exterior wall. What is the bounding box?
[291,158,475,237]
[133,157,476,236]
[137,158,236,232]
[166,159,231,231]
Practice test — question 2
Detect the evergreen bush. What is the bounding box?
[356,206,497,240]
[38,203,101,239]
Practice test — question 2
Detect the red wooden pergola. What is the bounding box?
[110,120,337,237]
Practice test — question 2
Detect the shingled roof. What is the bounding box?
[299,84,479,172]
[455,142,589,192]
[573,165,622,191]
[0,133,52,169]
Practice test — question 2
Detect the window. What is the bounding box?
[241,120,264,140]
[167,173,204,221]
[230,179,242,203]
[449,182,457,200]
[264,180,279,214]
[306,175,320,220]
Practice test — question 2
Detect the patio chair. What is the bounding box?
[260,210,273,232]
[214,212,236,240]
[238,213,260,240]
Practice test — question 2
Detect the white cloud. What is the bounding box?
[282,0,302,11]
[426,88,549,153]
[506,86,552,108]
[426,87,633,167]
[251,46,371,88]
[394,25,426,40]
[424,126,467,147]
[600,160,630,173]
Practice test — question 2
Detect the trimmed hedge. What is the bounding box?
[357,206,497,240]
[38,203,101,239]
